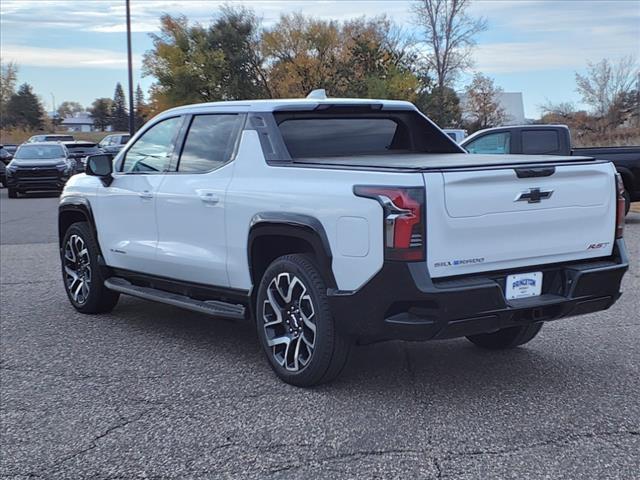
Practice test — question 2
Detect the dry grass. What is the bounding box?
[571,128,640,148]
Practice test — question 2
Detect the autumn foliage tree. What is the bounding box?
[463,73,506,130]
[261,14,419,100]
[142,7,425,112]
[143,7,269,113]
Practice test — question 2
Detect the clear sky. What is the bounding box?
[1,0,639,118]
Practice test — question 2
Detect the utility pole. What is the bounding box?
[126,0,135,135]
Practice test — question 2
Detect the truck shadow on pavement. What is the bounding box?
[109,294,592,402]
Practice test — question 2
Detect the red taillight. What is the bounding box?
[615,173,625,239]
[354,186,425,261]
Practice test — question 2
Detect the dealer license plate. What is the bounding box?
[505,272,542,300]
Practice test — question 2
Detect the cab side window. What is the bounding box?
[465,132,511,154]
[177,114,243,173]
[121,117,182,173]
[522,130,560,155]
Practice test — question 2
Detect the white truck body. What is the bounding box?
[59,96,628,385]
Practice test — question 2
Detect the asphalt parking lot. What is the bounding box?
[1,189,638,479]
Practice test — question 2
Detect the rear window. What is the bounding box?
[44,135,74,142]
[273,109,461,160]
[279,118,400,158]
[522,130,560,154]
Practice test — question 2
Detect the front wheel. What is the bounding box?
[466,322,543,350]
[8,188,17,198]
[256,254,350,387]
[61,222,119,314]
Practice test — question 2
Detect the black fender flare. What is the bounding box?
[58,196,101,254]
[248,212,336,289]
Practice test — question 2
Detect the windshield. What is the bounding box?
[15,145,65,159]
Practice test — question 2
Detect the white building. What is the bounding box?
[497,92,526,125]
[60,112,111,132]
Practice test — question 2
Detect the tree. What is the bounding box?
[4,83,44,129]
[89,98,113,131]
[57,101,84,119]
[0,62,19,126]
[208,6,271,99]
[412,0,487,89]
[417,85,461,127]
[262,14,421,99]
[463,73,506,130]
[143,7,269,110]
[111,82,128,132]
[575,56,639,117]
[134,84,148,130]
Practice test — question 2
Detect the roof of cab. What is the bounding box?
[160,97,417,116]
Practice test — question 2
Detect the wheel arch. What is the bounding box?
[248,213,336,292]
[58,197,100,253]
[615,166,635,195]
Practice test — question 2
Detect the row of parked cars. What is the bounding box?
[0,133,129,198]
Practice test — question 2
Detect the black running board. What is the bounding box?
[104,277,246,320]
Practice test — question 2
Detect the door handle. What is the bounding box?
[198,191,219,205]
[138,190,153,199]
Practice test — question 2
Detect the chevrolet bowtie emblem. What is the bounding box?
[516,187,553,203]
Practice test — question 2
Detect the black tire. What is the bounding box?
[466,322,543,350]
[8,188,17,198]
[61,222,119,314]
[256,254,350,387]
[623,189,631,216]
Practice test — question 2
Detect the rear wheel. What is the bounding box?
[61,222,119,314]
[8,188,17,198]
[256,254,350,387]
[467,322,543,350]
[623,189,631,215]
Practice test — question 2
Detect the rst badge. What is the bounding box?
[505,272,543,300]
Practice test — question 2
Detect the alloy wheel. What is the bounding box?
[63,234,92,305]
[262,272,317,372]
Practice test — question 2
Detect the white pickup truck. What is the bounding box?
[58,93,629,386]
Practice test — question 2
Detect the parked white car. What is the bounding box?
[58,92,629,386]
[443,128,467,143]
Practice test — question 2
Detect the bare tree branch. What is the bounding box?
[412,0,486,88]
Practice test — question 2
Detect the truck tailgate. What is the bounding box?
[424,162,617,278]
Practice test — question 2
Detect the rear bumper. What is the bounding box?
[328,240,629,342]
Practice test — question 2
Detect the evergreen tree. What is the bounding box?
[5,83,44,129]
[111,82,129,132]
[134,84,147,130]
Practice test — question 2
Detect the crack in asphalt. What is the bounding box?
[264,448,429,477]
[23,407,158,479]
[445,429,639,458]
[260,429,640,478]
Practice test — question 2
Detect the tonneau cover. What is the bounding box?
[294,153,595,170]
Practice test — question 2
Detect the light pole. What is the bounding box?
[126,0,135,135]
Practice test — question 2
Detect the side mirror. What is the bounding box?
[85,154,114,186]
